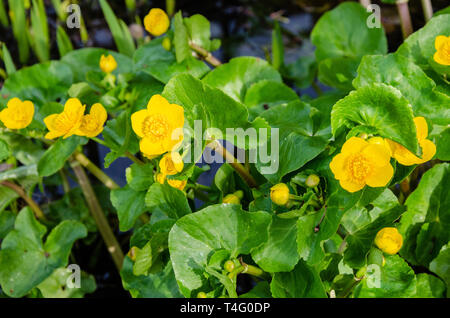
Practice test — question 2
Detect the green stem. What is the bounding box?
[70,160,124,271]
[59,169,71,193]
[74,151,119,190]
[189,42,222,67]
[397,1,413,39]
[421,0,433,22]
[208,141,258,188]
[1,180,46,220]
[312,81,323,96]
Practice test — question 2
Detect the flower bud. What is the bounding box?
[224,260,235,272]
[144,8,170,37]
[223,194,240,205]
[197,292,207,298]
[374,227,403,255]
[99,54,117,74]
[270,183,290,206]
[305,174,320,188]
[162,37,172,51]
[127,246,139,262]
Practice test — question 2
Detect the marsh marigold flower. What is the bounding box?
[100,54,117,73]
[330,137,393,193]
[159,152,184,175]
[0,98,34,129]
[223,194,240,204]
[44,98,85,139]
[433,35,450,66]
[386,117,436,166]
[270,183,290,206]
[374,227,403,255]
[144,8,170,36]
[76,103,107,138]
[156,173,187,191]
[131,94,184,157]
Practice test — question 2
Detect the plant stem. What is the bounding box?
[189,42,222,67]
[311,81,323,96]
[421,0,433,22]
[59,169,71,193]
[359,0,371,8]
[70,160,124,271]
[73,151,119,190]
[208,141,258,188]
[1,181,46,220]
[397,1,413,39]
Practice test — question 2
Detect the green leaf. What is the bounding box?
[62,48,132,83]
[37,268,96,298]
[285,55,317,89]
[29,0,50,62]
[1,61,73,105]
[397,14,450,78]
[240,281,272,298]
[400,163,450,266]
[343,204,405,268]
[133,38,209,84]
[0,210,15,239]
[1,43,16,75]
[121,257,182,298]
[270,260,327,298]
[37,136,87,177]
[243,80,299,120]
[433,126,450,161]
[203,57,282,103]
[353,255,416,298]
[184,14,217,52]
[0,186,19,213]
[252,216,299,272]
[271,21,284,70]
[429,243,450,297]
[99,0,135,57]
[0,208,87,297]
[56,26,74,58]
[8,0,29,63]
[126,163,154,191]
[311,2,387,61]
[0,139,10,162]
[331,83,419,154]
[111,185,147,232]
[255,101,328,183]
[173,11,191,63]
[168,204,271,297]
[414,273,445,298]
[317,56,358,91]
[354,53,450,126]
[145,183,191,220]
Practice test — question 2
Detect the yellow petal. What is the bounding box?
[362,144,391,167]
[329,153,347,180]
[417,139,436,163]
[414,117,428,140]
[140,137,166,156]
[366,163,394,188]
[339,179,365,193]
[368,137,392,157]
[147,94,171,113]
[341,137,368,155]
[392,142,420,166]
[131,109,149,138]
[162,103,185,129]
[435,35,448,51]
[90,103,108,124]
[434,51,450,66]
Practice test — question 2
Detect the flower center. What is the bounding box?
[142,114,169,141]
[346,153,372,183]
[12,111,28,124]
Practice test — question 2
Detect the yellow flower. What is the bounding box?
[0,98,34,129]
[44,98,86,139]
[76,103,108,138]
[433,35,450,66]
[374,227,403,255]
[270,183,290,206]
[156,172,187,191]
[330,137,393,193]
[386,117,436,166]
[144,8,170,37]
[168,178,187,191]
[131,94,184,157]
[100,54,117,73]
[159,152,184,175]
[223,194,240,204]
